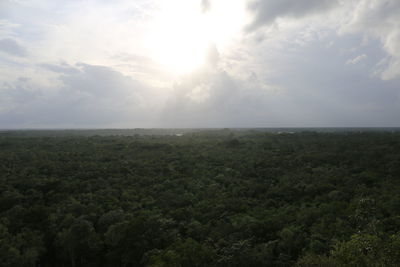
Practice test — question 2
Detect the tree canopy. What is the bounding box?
[1,129,400,266]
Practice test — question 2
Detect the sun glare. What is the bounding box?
[146,0,247,75]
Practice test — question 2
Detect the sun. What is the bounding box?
[145,0,247,75]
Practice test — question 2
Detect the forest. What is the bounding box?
[1,129,400,266]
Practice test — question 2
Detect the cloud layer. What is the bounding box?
[0,38,27,57]
[0,0,399,128]
[246,0,339,31]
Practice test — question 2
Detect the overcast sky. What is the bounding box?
[0,0,399,128]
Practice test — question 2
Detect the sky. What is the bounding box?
[0,0,399,128]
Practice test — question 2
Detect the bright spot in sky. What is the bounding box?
[145,0,247,74]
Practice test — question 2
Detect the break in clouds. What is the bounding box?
[0,0,400,128]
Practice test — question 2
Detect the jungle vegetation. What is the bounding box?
[1,129,400,266]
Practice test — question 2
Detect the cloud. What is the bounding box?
[0,38,27,57]
[201,0,211,13]
[1,0,400,128]
[0,19,20,37]
[0,63,160,128]
[159,54,285,127]
[346,54,367,65]
[340,0,400,80]
[40,63,81,75]
[245,0,400,80]
[246,0,339,31]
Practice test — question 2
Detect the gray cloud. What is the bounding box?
[161,69,252,127]
[246,0,339,31]
[0,38,27,57]
[1,52,399,128]
[341,0,400,80]
[201,0,211,13]
[40,63,81,75]
[0,63,156,128]
[1,0,400,128]
[158,54,295,127]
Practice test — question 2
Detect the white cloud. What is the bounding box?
[346,54,367,65]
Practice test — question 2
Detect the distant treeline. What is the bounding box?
[1,127,399,137]
[1,131,400,266]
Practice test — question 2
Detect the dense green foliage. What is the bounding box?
[1,130,400,266]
